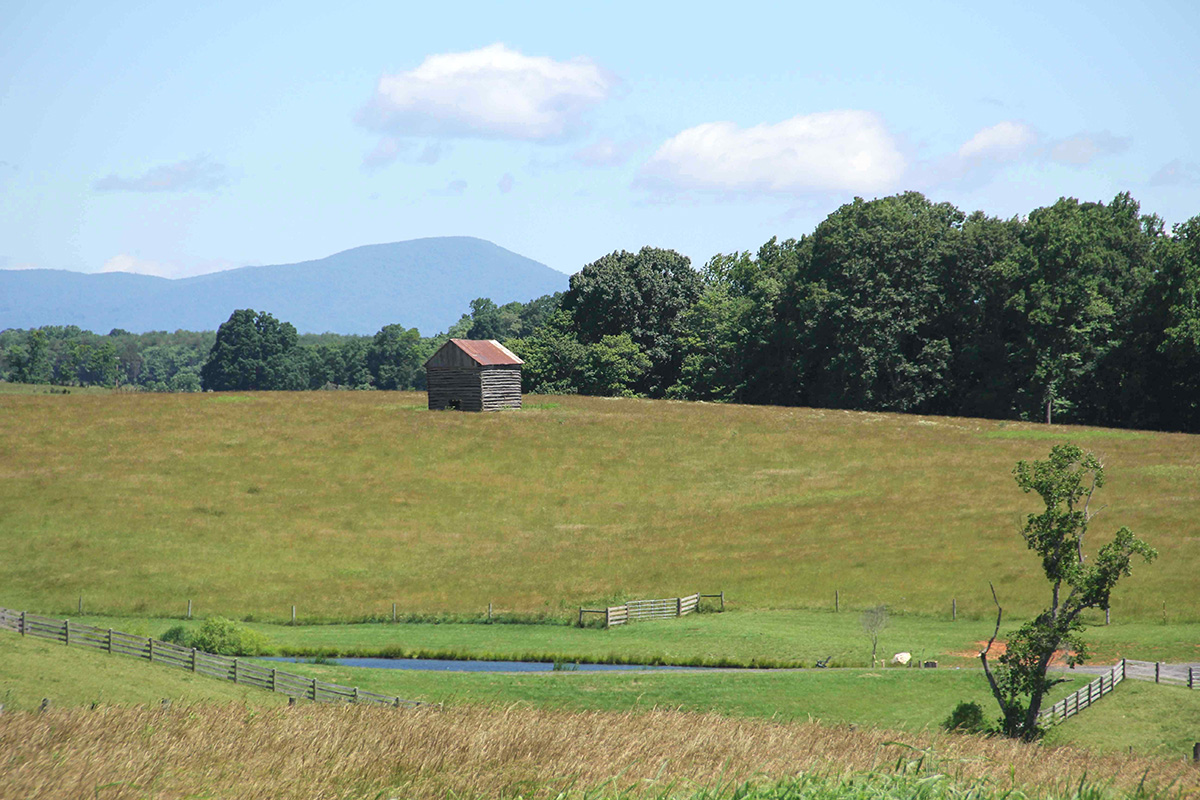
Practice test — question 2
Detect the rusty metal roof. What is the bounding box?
[441,338,524,366]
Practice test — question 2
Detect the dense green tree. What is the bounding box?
[505,311,590,395]
[367,324,424,390]
[980,444,1156,740]
[1002,194,1160,424]
[200,309,301,391]
[562,247,701,395]
[782,193,962,412]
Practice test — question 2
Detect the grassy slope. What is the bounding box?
[73,610,1200,666]
[1046,679,1200,758]
[0,630,288,711]
[246,657,1089,734]
[2,392,1195,622]
[3,621,1194,760]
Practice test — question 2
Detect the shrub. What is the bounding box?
[942,701,986,734]
[160,625,190,646]
[188,617,269,656]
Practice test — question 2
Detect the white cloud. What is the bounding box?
[497,173,515,194]
[957,121,1037,162]
[359,43,613,143]
[1048,132,1130,166]
[94,156,228,193]
[638,111,905,196]
[574,137,641,167]
[1149,159,1200,187]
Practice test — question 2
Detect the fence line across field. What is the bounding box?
[1038,658,1196,725]
[578,591,717,628]
[0,606,432,710]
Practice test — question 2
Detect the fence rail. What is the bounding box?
[1039,660,1125,723]
[1124,659,1197,688]
[0,606,432,710]
[579,592,714,628]
[1038,658,1197,725]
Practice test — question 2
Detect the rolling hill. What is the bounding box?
[0,237,568,335]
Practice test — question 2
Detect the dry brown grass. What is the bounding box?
[2,703,1197,799]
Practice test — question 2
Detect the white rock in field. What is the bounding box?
[891,652,912,666]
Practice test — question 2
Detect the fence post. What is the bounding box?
[65,619,70,647]
[187,599,192,619]
[835,590,839,613]
[578,607,584,627]
[676,597,682,617]
[353,687,359,703]
[605,607,611,628]
[1105,606,1110,625]
[392,603,397,623]
[78,596,83,615]
[233,658,239,684]
[1189,666,1194,690]
[952,598,956,621]
[19,611,25,636]
[271,668,277,693]
[107,629,113,653]
[720,591,725,612]
[1155,662,1160,683]
[488,602,493,623]
[291,605,296,624]
[310,678,317,701]
[148,637,154,662]
[191,648,197,671]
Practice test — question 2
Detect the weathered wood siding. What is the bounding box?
[426,344,483,370]
[480,366,522,410]
[427,367,483,411]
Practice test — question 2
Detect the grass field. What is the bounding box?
[0,626,288,711]
[67,609,1200,667]
[2,391,1196,623]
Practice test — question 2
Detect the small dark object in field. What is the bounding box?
[815,656,832,668]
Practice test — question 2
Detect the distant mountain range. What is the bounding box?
[0,237,569,335]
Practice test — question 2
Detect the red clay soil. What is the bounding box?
[960,640,1076,668]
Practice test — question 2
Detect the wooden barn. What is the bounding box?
[424,339,524,411]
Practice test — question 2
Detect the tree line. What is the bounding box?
[509,190,1199,433]
[2,190,1197,432]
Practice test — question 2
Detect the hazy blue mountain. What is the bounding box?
[0,237,569,335]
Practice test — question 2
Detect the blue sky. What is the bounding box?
[1,0,1197,278]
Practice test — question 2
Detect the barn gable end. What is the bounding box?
[424,339,523,411]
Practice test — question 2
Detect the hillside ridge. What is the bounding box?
[0,236,568,335]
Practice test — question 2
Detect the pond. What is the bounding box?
[264,656,710,673]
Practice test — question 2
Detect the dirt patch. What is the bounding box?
[960,640,1075,668]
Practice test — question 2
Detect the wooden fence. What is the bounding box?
[1038,659,1125,723]
[579,592,716,628]
[1038,658,1197,724]
[0,607,430,709]
[1123,658,1197,688]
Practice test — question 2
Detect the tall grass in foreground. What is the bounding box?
[1,704,1196,800]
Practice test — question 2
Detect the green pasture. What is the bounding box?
[254,658,1091,734]
[1,391,1196,622]
[5,620,1198,758]
[70,609,1200,667]
[0,628,288,711]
